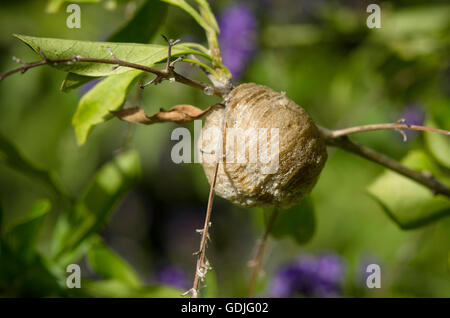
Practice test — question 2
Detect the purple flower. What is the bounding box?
[79,77,102,96]
[399,103,425,139]
[218,3,258,80]
[156,265,190,290]
[270,253,345,298]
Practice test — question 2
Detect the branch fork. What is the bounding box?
[0,36,226,97]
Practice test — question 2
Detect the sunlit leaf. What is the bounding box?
[368,150,450,229]
[61,0,168,92]
[72,70,142,145]
[87,236,141,287]
[266,196,316,245]
[14,34,213,77]
[14,34,216,144]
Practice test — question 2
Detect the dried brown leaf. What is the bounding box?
[111,104,217,125]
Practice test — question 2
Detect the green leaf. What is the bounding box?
[46,0,102,13]
[372,6,450,58]
[202,269,218,298]
[61,0,169,92]
[55,150,141,257]
[368,150,450,229]
[193,0,220,33]
[15,34,214,144]
[268,197,316,245]
[4,200,51,258]
[60,73,96,92]
[0,133,65,196]
[82,280,182,298]
[14,34,213,77]
[162,0,216,33]
[425,118,450,168]
[87,236,141,287]
[72,70,142,145]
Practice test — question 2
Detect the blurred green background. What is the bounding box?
[0,0,449,297]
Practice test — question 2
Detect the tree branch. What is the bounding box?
[0,51,226,97]
[319,126,450,197]
[247,206,279,298]
[182,161,219,298]
[329,122,450,139]
[183,102,228,298]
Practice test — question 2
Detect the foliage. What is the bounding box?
[0,0,449,297]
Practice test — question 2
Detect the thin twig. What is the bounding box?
[330,123,450,139]
[0,50,226,97]
[247,207,280,298]
[183,104,228,298]
[182,161,219,298]
[319,126,450,197]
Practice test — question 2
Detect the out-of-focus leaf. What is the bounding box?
[448,250,450,273]
[83,280,182,297]
[0,134,65,195]
[72,70,142,145]
[14,34,214,77]
[46,0,102,13]
[109,0,168,43]
[368,150,450,229]
[162,0,217,33]
[55,150,141,256]
[0,250,62,297]
[202,269,218,298]
[52,227,92,266]
[3,200,51,258]
[0,202,2,235]
[372,6,450,58]
[425,118,450,168]
[193,0,220,33]
[266,196,316,245]
[61,0,168,92]
[87,236,141,287]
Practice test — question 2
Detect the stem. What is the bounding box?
[191,161,219,298]
[247,207,280,298]
[319,126,450,197]
[197,2,231,83]
[0,55,226,97]
[330,123,450,138]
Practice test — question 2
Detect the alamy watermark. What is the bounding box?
[66,264,81,288]
[366,263,381,288]
[66,4,81,29]
[170,120,280,174]
[366,4,381,29]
